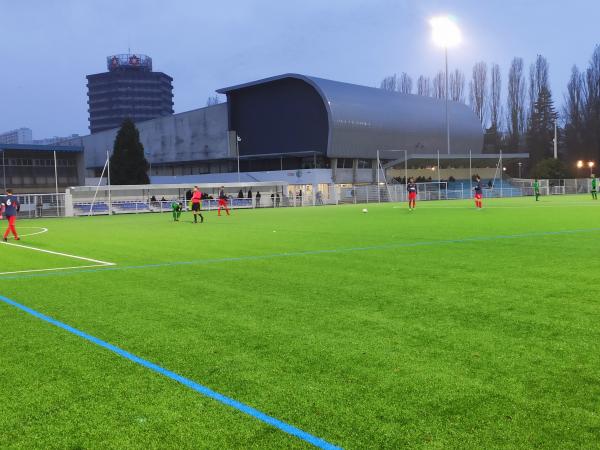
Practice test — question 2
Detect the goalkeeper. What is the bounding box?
[171,200,183,221]
[592,176,597,200]
[533,178,540,201]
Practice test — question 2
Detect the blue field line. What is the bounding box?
[0,293,342,450]
[2,227,600,281]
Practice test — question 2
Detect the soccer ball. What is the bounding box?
[362,208,368,213]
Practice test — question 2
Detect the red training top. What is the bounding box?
[191,191,201,204]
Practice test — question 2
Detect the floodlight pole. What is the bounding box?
[445,47,450,155]
[553,119,558,159]
[53,150,60,212]
[1,150,6,190]
[106,149,112,214]
[236,133,241,183]
[376,150,380,202]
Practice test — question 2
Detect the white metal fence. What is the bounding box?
[12,178,598,218]
[10,193,66,218]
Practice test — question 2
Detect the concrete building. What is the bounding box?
[0,128,33,145]
[64,73,526,190]
[87,53,174,134]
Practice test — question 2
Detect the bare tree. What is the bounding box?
[449,69,466,103]
[399,72,413,94]
[563,65,586,159]
[489,63,502,131]
[417,75,431,97]
[529,55,550,116]
[469,62,488,125]
[507,57,527,150]
[432,71,446,99]
[206,95,221,106]
[380,74,398,91]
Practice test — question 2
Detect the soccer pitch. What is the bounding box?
[1,195,600,449]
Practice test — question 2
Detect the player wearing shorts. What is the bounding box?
[218,186,230,216]
[533,178,540,201]
[473,175,483,209]
[191,186,204,223]
[407,178,417,211]
[591,176,597,200]
[1,189,20,241]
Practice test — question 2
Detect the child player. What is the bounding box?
[407,177,417,211]
[171,200,182,221]
[533,178,540,201]
[190,186,204,223]
[218,186,230,216]
[473,175,483,209]
[1,189,20,242]
[592,175,598,200]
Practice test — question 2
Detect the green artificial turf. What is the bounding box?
[1,195,600,449]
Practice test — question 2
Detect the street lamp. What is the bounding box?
[517,162,522,178]
[430,15,462,155]
[588,161,595,176]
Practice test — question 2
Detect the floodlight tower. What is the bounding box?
[430,16,462,155]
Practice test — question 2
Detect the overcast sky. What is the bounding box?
[1,0,598,138]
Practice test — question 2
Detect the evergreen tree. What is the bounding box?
[526,86,557,164]
[110,119,149,185]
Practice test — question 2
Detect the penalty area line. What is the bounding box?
[0,241,115,276]
[0,241,115,266]
[0,294,342,450]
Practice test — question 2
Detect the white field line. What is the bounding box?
[0,264,111,276]
[0,241,115,275]
[17,227,49,237]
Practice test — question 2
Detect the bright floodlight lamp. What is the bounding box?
[588,161,595,168]
[577,160,584,168]
[430,16,462,48]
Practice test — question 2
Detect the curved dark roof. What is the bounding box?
[218,73,483,158]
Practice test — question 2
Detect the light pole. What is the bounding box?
[517,162,522,178]
[236,134,242,183]
[430,16,462,155]
[588,161,595,177]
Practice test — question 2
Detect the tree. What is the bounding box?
[531,158,569,179]
[380,74,398,91]
[529,55,550,118]
[399,72,413,94]
[417,75,431,96]
[469,62,488,125]
[563,65,587,160]
[206,95,221,106]
[507,57,527,150]
[110,119,149,185]
[526,86,557,164]
[485,63,503,151]
[583,45,600,165]
[449,69,466,103]
[433,71,446,99]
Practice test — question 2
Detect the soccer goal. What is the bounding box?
[511,178,550,196]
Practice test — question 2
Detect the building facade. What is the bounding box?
[64,73,524,187]
[87,54,174,134]
[0,144,84,193]
[0,128,33,145]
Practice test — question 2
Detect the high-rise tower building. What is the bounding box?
[86,54,174,134]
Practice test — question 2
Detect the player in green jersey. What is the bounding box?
[533,179,540,201]
[171,201,183,221]
[592,176,598,200]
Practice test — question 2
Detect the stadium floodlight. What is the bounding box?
[430,16,462,48]
[577,160,584,169]
[589,161,595,176]
[430,15,461,155]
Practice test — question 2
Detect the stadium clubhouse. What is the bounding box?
[1,73,527,194]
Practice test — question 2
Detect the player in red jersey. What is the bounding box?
[190,186,204,223]
[2,189,20,241]
[473,175,483,209]
[218,186,230,216]
[407,177,417,211]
